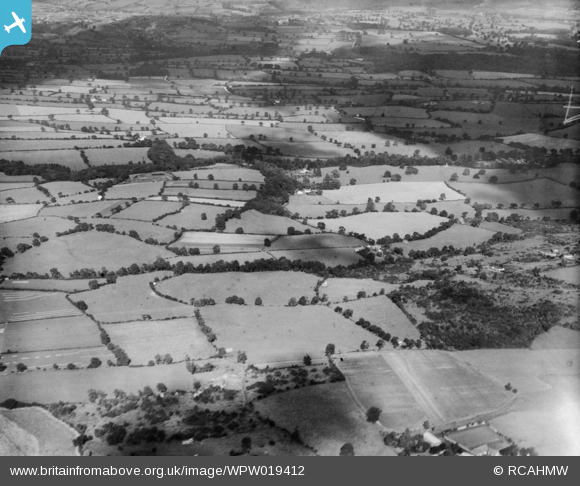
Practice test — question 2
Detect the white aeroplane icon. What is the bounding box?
[4,12,26,34]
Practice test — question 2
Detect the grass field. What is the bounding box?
[0,150,86,170]
[156,203,224,230]
[0,407,78,456]
[1,232,174,276]
[163,187,256,201]
[224,210,315,235]
[255,382,393,456]
[40,201,123,219]
[542,267,580,286]
[0,216,76,238]
[88,219,176,243]
[103,317,215,365]
[0,278,106,292]
[172,166,264,182]
[0,187,50,205]
[2,315,102,353]
[321,278,397,303]
[340,296,420,342]
[449,178,579,208]
[156,271,320,306]
[199,305,376,364]
[106,181,164,200]
[173,232,268,253]
[339,351,512,430]
[316,212,449,240]
[322,182,465,204]
[166,251,272,267]
[402,224,494,252]
[82,148,150,166]
[69,272,194,323]
[41,181,94,197]
[111,200,182,222]
[0,290,83,323]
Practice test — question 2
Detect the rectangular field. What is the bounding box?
[0,290,83,323]
[103,318,215,365]
[111,200,182,221]
[269,248,363,267]
[2,315,101,353]
[156,271,319,306]
[199,305,377,364]
[402,224,494,252]
[105,181,164,199]
[157,203,224,230]
[224,210,315,235]
[173,232,268,253]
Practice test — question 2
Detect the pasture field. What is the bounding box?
[269,233,362,251]
[2,315,102,353]
[156,271,319,306]
[448,178,579,208]
[0,150,86,170]
[0,410,38,455]
[106,181,164,199]
[0,204,42,223]
[0,182,35,191]
[342,106,428,118]
[166,251,272,267]
[0,290,83,323]
[1,232,174,276]
[0,408,78,456]
[285,202,367,218]
[265,141,355,158]
[173,149,226,160]
[322,182,465,204]
[0,187,50,204]
[321,278,396,303]
[157,122,229,138]
[199,305,376,364]
[255,383,393,456]
[111,200,182,221]
[542,267,580,286]
[502,133,580,151]
[103,318,215,365]
[402,224,493,251]
[148,196,247,207]
[163,186,256,201]
[0,216,76,238]
[478,221,522,235]
[88,219,177,243]
[340,296,420,342]
[269,248,363,267]
[69,272,194,323]
[224,210,315,235]
[54,192,101,204]
[0,364,200,403]
[172,166,264,182]
[0,278,106,292]
[316,212,449,240]
[226,124,319,143]
[531,327,580,350]
[425,200,476,219]
[39,201,123,219]
[340,351,512,430]
[481,207,575,221]
[83,148,150,166]
[166,179,244,190]
[156,203,223,230]
[41,181,94,197]
[173,232,267,253]
[0,139,121,152]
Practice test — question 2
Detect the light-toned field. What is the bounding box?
[316,212,449,240]
[199,305,376,364]
[0,407,78,456]
[156,271,319,306]
[502,133,580,151]
[172,166,264,182]
[321,278,397,303]
[174,231,268,253]
[0,216,76,238]
[449,178,579,208]
[106,181,164,199]
[0,290,83,323]
[321,182,465,204]
[481,207,575,221]
[285,202,367,218]
[2,315,101,353]
[402,224,494,251]
[270,233,362,251]
[103,318,215,365]
[69,272,194,323]
[542,267,580,286]
[339,351,512,431]
[224,210,315,235]
[41,181,94,197]
[111,200,182,221]
[0,364,201,403]
[531,326,580,350]
[163,186,256,201]
[269,248,363,267]
[156,203,224,230]
[166,251,272,267]
[90,219,176,243]
[478,221,522,235]
[40,201,123,219]
[0,278,106,292]
[1,232,174,276]
[0,187,50,204]
[341,296,420,341]
[147,196,247,207]
[255,382,394,456]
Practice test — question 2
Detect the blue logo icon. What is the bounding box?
[1,0,31,56]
